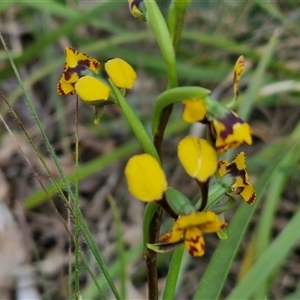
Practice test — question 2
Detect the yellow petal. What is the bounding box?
[65,47,100,71]
[238,184,256,205]
[176,211,217,229]
[105,58,136,89]
[74,75,110,102]
[57,77,75,95]
[232,176,245,188]
[217,160,229,177]
[218,152,256,205]
[178,136,217,182]
[234,151,246,170]
[213,112,252,153]
[199,214,227,233]
[184,227,205,257]
[124,154,167,202]
[182,98,207,123]
[160,228,183,243]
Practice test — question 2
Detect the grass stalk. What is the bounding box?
[74,98,80,298]
[108,195,127,299]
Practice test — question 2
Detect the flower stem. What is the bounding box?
[145,0,178,161]
[109,80,159,161]
[144,206,163,300]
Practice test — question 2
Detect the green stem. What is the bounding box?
[143,202,160,254]
[144,206,163,300]
[145,0,178,160]
[144,0,177,90]
[152,86,211,135]
[109,80,159,161]
[167,0,191,51]
[144,1,191,298]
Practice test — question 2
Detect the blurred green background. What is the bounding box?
[0,1,300,299]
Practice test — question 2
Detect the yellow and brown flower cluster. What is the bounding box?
[124,57,256,257]
[57,47,136,104]
[57,47,256,257]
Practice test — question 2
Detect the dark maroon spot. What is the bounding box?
[201,242,205,251]
[187,236,201,244]
[218,111,244,140]
[247,191,256,204]
[189,245,199,256]
[131,0,144,10]
[225,163,248,185]
[57,83,65,95]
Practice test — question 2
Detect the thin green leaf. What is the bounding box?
[167,0,191,50]
[162,246,185,300]
[238,29,280,120]
[108,195,127,300]
[144,0,177,89]
[227,203,300,299]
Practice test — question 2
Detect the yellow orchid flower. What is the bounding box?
[57,47,100,95]
[160,211,226,257]
[181,56,252,153]
[182,101,252,153]
[218,151,256,204]
[57,47,137,103]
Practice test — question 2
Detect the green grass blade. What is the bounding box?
[238,29,279,120]
[108,195,127,300]
[226,203,300,299]
[162,245,185,300]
